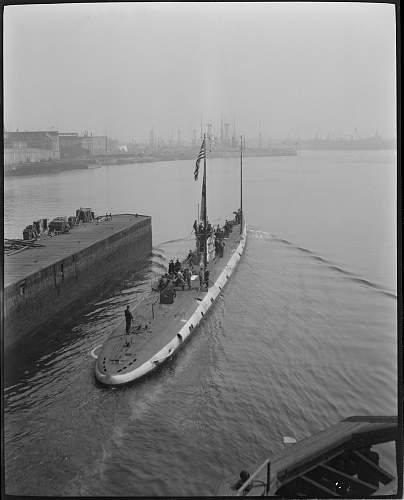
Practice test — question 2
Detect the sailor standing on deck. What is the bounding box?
[198,267,204,289]
[204,269,210,288]
[186,249,194,271]
[124,305,134,345]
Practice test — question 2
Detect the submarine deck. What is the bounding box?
[96,224,243,378]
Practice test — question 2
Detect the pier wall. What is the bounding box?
[4,217,152,348]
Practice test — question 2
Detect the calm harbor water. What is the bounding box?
[4,150,397,496]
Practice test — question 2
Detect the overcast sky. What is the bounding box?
[4,2,397,143]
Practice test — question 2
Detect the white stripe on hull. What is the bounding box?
[95,222,247,385]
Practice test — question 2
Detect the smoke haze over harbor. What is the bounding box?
[3,2,399,496]
[4,2,396,143]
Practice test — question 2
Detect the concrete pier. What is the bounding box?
[4,214,152,348]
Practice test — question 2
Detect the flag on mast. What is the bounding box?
[194,138,206,181]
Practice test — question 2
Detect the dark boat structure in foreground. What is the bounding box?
[218,415,399,497]
[94,135,247,385]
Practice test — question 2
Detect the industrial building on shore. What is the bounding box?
[4,131,61,165]
[3,130,117,167]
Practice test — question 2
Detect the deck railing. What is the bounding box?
[236,459,271,496]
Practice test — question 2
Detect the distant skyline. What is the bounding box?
[4,2,397,143]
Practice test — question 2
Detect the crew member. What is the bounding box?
[183,268,191,289]
[174,259,181,273]
[204,269,210,288]
[232,471,252,494]
[186,249,193,264]
[124,305,134,346]
[175,270,185,289]
[186,250,194,272]
[220,241,225,257]
[158,274,169,290]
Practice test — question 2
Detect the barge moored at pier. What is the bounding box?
[4,212,152,348]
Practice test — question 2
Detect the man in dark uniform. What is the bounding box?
[186,250,194,273]
[125,305,133,331]
[204,269,210,288]
[183,268,191,289]
[186,249,193,264]
[198,267,204,289]
[232,470,252,494]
